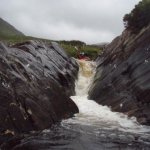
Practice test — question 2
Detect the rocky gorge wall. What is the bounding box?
[89,24,150,125]
[0,40,79,144]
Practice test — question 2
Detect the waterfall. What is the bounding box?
[63,59,150,134]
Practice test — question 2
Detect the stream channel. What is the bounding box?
[10,60,150,150]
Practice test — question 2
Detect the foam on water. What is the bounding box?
[63,60,150,134]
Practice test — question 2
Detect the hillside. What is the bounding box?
[0,18,54,44]
[0,18,101,59]
[0,18,25,39]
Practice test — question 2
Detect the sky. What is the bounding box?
[0,0,141,44]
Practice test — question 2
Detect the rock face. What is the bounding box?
[89,24,150,125]
[0,40,79,138]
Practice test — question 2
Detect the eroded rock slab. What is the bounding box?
[0,41,79,142]
[89,24,150,125]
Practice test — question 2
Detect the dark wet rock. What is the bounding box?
[0,40,79,143]
[89,24,150,125]
[1,124,150,150]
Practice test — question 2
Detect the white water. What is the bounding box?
[63,60,150,136]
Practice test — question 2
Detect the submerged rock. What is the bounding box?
[89,24,150,125]
[0,40,79,143]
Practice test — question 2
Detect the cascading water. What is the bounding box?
[61,59,150,149]
[63,60,149,132]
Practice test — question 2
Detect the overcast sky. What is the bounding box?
[0,0,141,44]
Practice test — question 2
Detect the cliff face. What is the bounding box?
[0,40,79,139]
[89,24,150,125]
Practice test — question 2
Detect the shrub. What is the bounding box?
[123,0,150,33]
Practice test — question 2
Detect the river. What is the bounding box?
[10,60,150,150]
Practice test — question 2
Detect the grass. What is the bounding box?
[61,44,102,60]
[0,36,101,60]
[0,35,52,44]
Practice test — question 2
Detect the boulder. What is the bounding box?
[0,40,79,140]
[89,24,150,125]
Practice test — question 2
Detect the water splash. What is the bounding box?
[75,60,95,96]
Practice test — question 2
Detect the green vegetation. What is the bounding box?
[80,45,101,60]
[1,35,53,45]
[61,44,101,59]
[59,40,86,47]
[123,0,150,33]
[59,40,102,59]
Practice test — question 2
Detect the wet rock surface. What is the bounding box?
[0,40,79,145]
[1,124,150,150]
[89,24,150,125]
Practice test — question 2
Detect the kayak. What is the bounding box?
[79,56,90,61]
